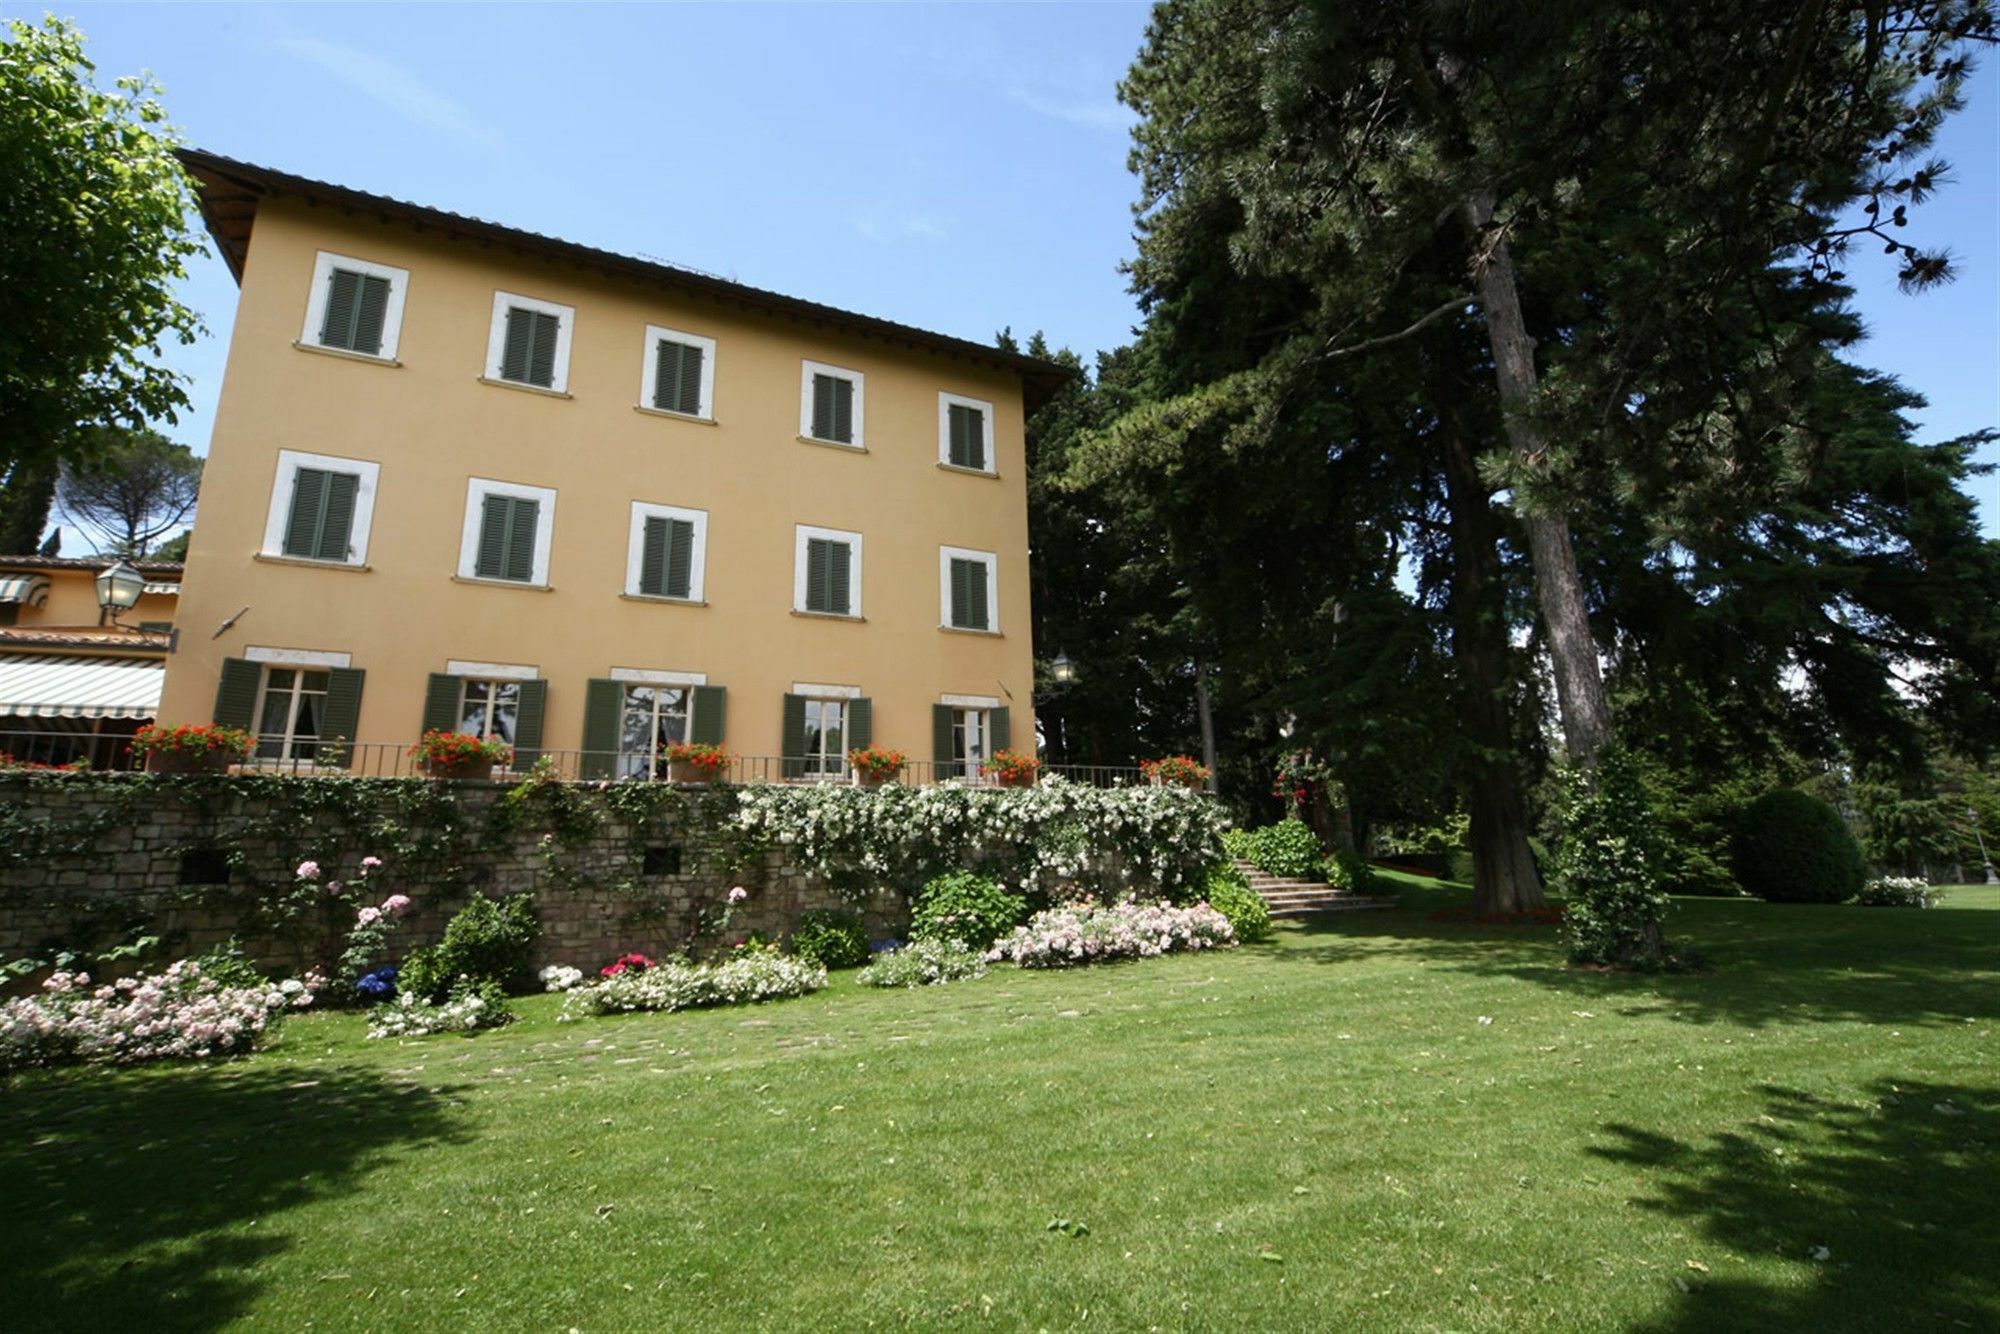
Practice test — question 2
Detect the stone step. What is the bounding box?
[1266,896,1397,917]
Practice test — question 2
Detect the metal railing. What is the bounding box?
[0,731,1153,789]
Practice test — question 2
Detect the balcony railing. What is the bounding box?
[0,730,1150,789]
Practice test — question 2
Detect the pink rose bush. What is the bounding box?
[988,900,1236,968]
[1,960,318,1072]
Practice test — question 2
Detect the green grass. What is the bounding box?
[5,878,1996,1332]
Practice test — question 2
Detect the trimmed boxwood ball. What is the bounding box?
[1731,789,1868,903]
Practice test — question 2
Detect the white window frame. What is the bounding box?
[937,391,997,473]
[455,677,523,744]
[638,325,717,420]
[260,450,381,567]
[938,545,1000,631]
[799,360,865,447]
[799,696,849,779]
[300,251,410,360]
[252,664,333,765]
[794,524,863,617]
[624,501,709,601]
[458,477,558,586]
[484,290,576,392]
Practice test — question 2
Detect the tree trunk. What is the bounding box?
[1461,189,1614,766]
[1442,402,1548,913]
[1194,659,1220,793]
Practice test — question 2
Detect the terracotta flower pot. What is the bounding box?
[421,756,495,781]
[996,770,1038,789]
[146,749,235,776]
[856,768,897,788]
[669,759,716,784]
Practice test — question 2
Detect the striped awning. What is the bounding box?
[0,575,50,606]
[0,654,164,720]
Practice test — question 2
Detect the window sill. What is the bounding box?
[292,340,401,367]
[620,592,708,607]
[254,552,371,572]
[939,625,1002,638]
[635,405,717,426]
[936,462,999,480]
[477,375,572,399]
[798,435,866,453]
[791,609,866,623]
[451,574,554,592]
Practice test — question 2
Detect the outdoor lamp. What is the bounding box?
[95,559,145,625]
[1050,650,1076,687]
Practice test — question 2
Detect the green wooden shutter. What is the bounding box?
[351,273,390,355]
[831,377,854,442]
[689,685,727,745]
[949,558,970,627]
[526,311,559,386]
[320,667,365,770]
[781,693,807,779]
[827,540,852,616]
[932,704,956,780]
[638,516,669,596]
[810,375,835,440]
[421,672,461,735]
[320,269,360,348]
[949,404,984,469]
[805,538,830,612]
[513,678,547,767]
[656,340,704,415]
[846,697,872,752]
[282,468,327,558]
[676,343,703,415]
[500,307,534,382]
[990,706,1012,754]
[503,498,539,581]
[317,471,358,560]
[214,658,262,729]
[664,519,696,599]
[579,678,623,780]
[964,559,990,631]
[475,495,509,578]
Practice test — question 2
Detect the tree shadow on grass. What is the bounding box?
[1597,1078,2000,1331]
[1276,879,2000,1030]
[0,1060,467,1333]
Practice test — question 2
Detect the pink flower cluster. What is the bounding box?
[0,960,318,1071]
[355,894,413,928]
[988,900,1236,968]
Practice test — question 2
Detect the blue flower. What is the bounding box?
[355,966,399,1001]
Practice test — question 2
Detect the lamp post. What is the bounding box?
[1971,805,1999,886]
[1049,650,1076,688]
[94,560,145,628]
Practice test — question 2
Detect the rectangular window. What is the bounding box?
[953,708,990,776]
[619,684,690,779]
[485,291,575,392]
[254,667,330,763]
[262,450,380,566]
[301,251,408,360]
[641,326,716,419]
[459,478,557,586]
[626,502,708,601]
[939,546,998,631]
[939,392,996,473]
[795,525,862,617]
[800,361,864,446]
[802,698,846,778]
[457,678,520,745]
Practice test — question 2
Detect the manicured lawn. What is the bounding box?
[4,877,1995,1332]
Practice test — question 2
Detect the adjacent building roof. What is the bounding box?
[0,627,172,653]
[179,149,1074,407]
[0,654,165,720]
[0,555,185,575]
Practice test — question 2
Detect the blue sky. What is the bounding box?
[52,2,2000,536]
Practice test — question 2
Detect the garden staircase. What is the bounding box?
[1233,859,1396,918]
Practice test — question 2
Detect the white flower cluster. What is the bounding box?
[539,964,586,992]
[989,900,1236,968]
[731,777,1226,901]
[559,951,827,1020]
[1856,875,1941,908]
[365,986,512,1039]
[856,937,989,988]
[0,960,316,1071]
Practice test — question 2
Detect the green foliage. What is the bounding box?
[788,908,870,970]
[1733,790,1869,904]
[909,872,1027,951]
[1321,850,1373,894]
[1551,749,1674,967]
[1373,815,1469,857]
[1220,827,1256,862]
[191,938,264,989]
[856,938,989,988]
[400,894,539,1001]
[1201,863,1270,943]
[0,17,204,470]
[1245,820,1320,879]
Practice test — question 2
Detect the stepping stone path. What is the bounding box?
[1233,859,1397,918]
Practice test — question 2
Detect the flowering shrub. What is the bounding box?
[1140,755,1209,788]
[983,749,1042,785]
[540,964,585,991]
[1203,863,1272,942]
[1272,750,1337,814]
[990,900,1236,968]
[130,723,251,764]
[789,908,871,969]
[409,729,512,772]
[730,777,1227,905]
[857,937,988,987]
[910,871,1027,950]
[354,966,398,1001]
[847,746,906,780]
[664,742,732,778]
[1,961,316,1072]
[1856,876,1940,908]
[0,753,86,772]
[366,977,514,1039]
[601,952,655,978]
[560,948,826,1019]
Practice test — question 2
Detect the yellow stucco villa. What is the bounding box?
[157,151,1064,781]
